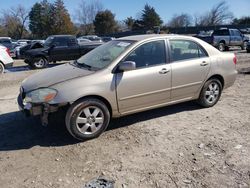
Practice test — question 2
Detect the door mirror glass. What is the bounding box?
[118,61,136,72]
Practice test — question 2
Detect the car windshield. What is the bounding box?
[44,37,54,47]
[76,40,134,70]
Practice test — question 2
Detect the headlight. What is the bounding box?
[24,88,57,103]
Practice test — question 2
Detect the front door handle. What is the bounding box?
[200,61,209,66]
[159,68,170,74]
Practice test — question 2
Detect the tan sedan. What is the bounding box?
[18,34,237,140]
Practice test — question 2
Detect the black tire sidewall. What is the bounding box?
[0,62,4,74]
[66,99,110,141]
[198,79,222,108]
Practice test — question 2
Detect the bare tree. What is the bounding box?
[75,0,103,35]
[1,5,29,39]
[168,13,192,28]
[195,1,234,26]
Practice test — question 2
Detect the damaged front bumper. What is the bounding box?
[17,94,60,126]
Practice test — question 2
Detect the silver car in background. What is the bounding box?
[18,34,237,140]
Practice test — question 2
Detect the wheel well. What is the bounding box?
[207,75,224,89]
[219,40,225,44]
[34,55,48,61]
[75,95,113,116]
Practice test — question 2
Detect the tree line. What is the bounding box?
[0,0,249,39]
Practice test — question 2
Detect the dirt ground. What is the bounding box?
[0,51,250,188]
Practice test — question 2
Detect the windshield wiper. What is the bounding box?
[73,60,98,71]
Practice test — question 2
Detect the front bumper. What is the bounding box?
[17,94,43,116]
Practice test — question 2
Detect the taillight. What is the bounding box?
[233,54,237,65]
[6,48,11,57]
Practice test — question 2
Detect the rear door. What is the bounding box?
[116,40,172,114]
[169,39,210,101]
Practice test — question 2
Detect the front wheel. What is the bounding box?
[0,63,4,74]
[65,98,110,141]
[32,57,48,69]
[197,79,222,108]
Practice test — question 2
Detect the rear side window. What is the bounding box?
[124,40,166,68]
[213,29,229,36]
[0,39,11,43]
[54,37,68,46]
[68,38,77,46]
[169,40,208,62]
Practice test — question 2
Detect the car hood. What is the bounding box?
[22,63,94,92]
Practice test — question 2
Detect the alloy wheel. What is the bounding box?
[205,82,220,104]
[76,106,104,135]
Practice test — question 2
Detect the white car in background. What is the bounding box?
[0,45,14,74]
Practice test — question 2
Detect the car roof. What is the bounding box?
[119,34,195,42]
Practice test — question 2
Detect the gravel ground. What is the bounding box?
[0,51,250,188]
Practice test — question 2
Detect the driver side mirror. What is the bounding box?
[118,61,136,72]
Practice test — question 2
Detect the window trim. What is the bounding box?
[167,39,209,63]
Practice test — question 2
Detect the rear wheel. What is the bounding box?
[65,98,110,141]
[218,43,225,52]
[32,57,48,69]
[241,41,248,50]
[0,62,4,74]
[197,79,222,108]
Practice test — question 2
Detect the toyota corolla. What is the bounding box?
[18,34,237,140]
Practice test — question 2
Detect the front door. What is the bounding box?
[169,39,211,101]
[116,40,172,114]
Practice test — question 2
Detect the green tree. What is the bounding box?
[124,16,135,30]
[53,0,74,34]
[232,16,250,25]
[29,0,74,38]
[93,10,118,35]
[140,4,163,30]
[29,0,55,38]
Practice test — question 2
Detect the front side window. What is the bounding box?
[170,40,208,62]
[124,40,166,68]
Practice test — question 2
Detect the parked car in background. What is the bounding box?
[16,39,31,46]
[78,35,103,42]
[0,37,13,50]
[195,28,249,51]
[77,38,92,44]
[0,45,14,74]
[24,35,103,69]
[101,37,116,42]
[18,34,237,140]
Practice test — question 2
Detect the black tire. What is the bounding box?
[247,49,250,53]
[241,41,248,50]
[65,98,110,141]
[32,57,48,69]
[197,79,222,108]
[0,62,4,74]
[218,43,225,52]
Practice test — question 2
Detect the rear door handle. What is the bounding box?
[200,61,209,66]
[159,68,170,74]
